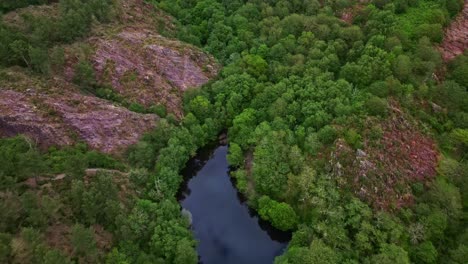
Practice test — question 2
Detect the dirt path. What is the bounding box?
[439,0,468,61]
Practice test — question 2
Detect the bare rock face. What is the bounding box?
[61,0,219,118]
[0,90,74,147]
[44,93,157,153]
[439,1,468,61]
[91,29,218,116]
[332,105,438,211]
[0,0,219,153]
[0,85,157,153]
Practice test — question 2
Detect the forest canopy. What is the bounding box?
[0,0,467,263]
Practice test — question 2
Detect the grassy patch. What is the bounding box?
[396,1,448,39]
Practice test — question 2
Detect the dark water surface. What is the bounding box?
[179,145,290,264]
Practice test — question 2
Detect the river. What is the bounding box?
[178,144,290,264]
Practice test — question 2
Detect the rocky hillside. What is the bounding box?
[0,0,219,154]
[439,0,468,60]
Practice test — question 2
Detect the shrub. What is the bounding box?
[365,96,388,117]
[258,196,298,231]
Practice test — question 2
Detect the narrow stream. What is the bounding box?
[178,144,290,264]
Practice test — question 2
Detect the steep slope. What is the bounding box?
[0,0,219,153]
[438,0,468,60]
[0,70,157,153]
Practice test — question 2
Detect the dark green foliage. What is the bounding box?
[71,224,98,261]
[128,102,146,113]
[0,0,115,73]
[1,0,466,263]
[447,54,468,88]
[149,104,168,117]
[0,233,12,263]
[69,174,122,228]
[0,136,46,186]
[0,0,51,13]
[73,60,96,91]
[365,96,388,117]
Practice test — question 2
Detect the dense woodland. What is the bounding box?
[0,0,467,263]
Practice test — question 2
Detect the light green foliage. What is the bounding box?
[411,241,438,264]
[151,221,196,262]
[345,129,363,149]
[275,239,341,264]
[188,95,212,121]
[369,244,410,264]
[258,196,298,231]
[252,131,295,199]
[424,177,462,219]
[396,1,448,39]
[229,108,257,149]
[227,143,244,167]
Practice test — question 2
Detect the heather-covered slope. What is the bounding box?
[439,0,468,60]
[0,0,219,153]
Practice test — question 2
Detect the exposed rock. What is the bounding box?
[90,29,218,116]
[339,0,368,24]
[439,1,468,61]
[63,0,219,117]
[0,0,219,153]
[332,104,438,210]
[0,87,157,154]
[0,90,74,148]
[43,92,157,153]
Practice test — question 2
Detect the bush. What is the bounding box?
[365,96,388,117]
[73,60,96,91]
[414,24,443,43]
[317,125,337,145]
[129,103,146,113]
[345,129,363,149]
[227,143,243,167]
[149,104,167,117]
[258,196,298,231]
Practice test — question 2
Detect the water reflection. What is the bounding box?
[179,145,290,264]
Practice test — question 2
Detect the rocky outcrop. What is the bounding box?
[63,0,219,117]
[332,105,438,210]
[0,0,219,153]
[439,1,468,60]
[0,90,74,147]
[44,92,158,153]
[0,87,157,153]
[90,29,218,116]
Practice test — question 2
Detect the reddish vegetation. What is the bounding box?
[90,29,218,116]
[0,0,219,153]
[333,107,438,210]
[45,224,113,257]
[438,1,468,61]
[0,88,157,154]
[64,0,219,117]
[0,90,74,148]
[339,1,367,24]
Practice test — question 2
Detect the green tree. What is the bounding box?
[411,241,438,264]
[227,143,244,167]
[71,224,98,261]
[258,196,298,231]
[369,244,410,264]
[73,60,96,91]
